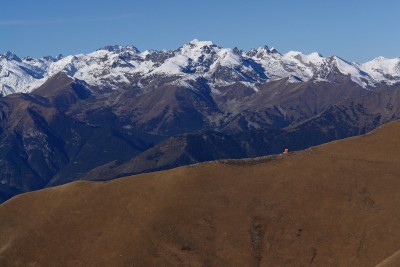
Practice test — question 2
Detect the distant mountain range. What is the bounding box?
[0,40,400,202]
[1,39,400,95]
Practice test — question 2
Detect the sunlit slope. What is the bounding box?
[2,121,400,266]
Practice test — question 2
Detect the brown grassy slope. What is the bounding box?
[376,250,400,267]
[2,121,400,266]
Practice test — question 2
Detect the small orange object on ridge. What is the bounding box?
[283,148,289,154]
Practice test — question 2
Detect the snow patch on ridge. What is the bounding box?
[217,49,241,67]
[334,56,373,87]
[361,57,400,84]
[240,81,259,92]
[152,55,188,75]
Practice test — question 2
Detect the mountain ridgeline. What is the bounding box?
[0,40,400,202]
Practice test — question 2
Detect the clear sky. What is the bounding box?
[1,0,399,62]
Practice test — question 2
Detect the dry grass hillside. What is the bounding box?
[2,121,400,266]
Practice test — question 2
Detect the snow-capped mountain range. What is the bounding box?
[1,39,400,95]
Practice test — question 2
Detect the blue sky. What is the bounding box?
[1,0,399,62]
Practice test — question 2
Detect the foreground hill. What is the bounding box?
[2,121,400,266]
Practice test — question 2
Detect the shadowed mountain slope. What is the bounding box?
[2,121,400,266]
[1,68,400,203]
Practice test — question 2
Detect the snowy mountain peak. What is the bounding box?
[330,56,374,87]
[309,52,323,58]
[97,45,140,54]
[249,46,280,58]
[360,56,400,84]
[1,51,22,62]
[283,51,324,66]
[268,47,279,54]
[42,54,64,62]
[260,45,270,51]
[1,41,400,96]
[256,46,269,54]
[188,39,214,47]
